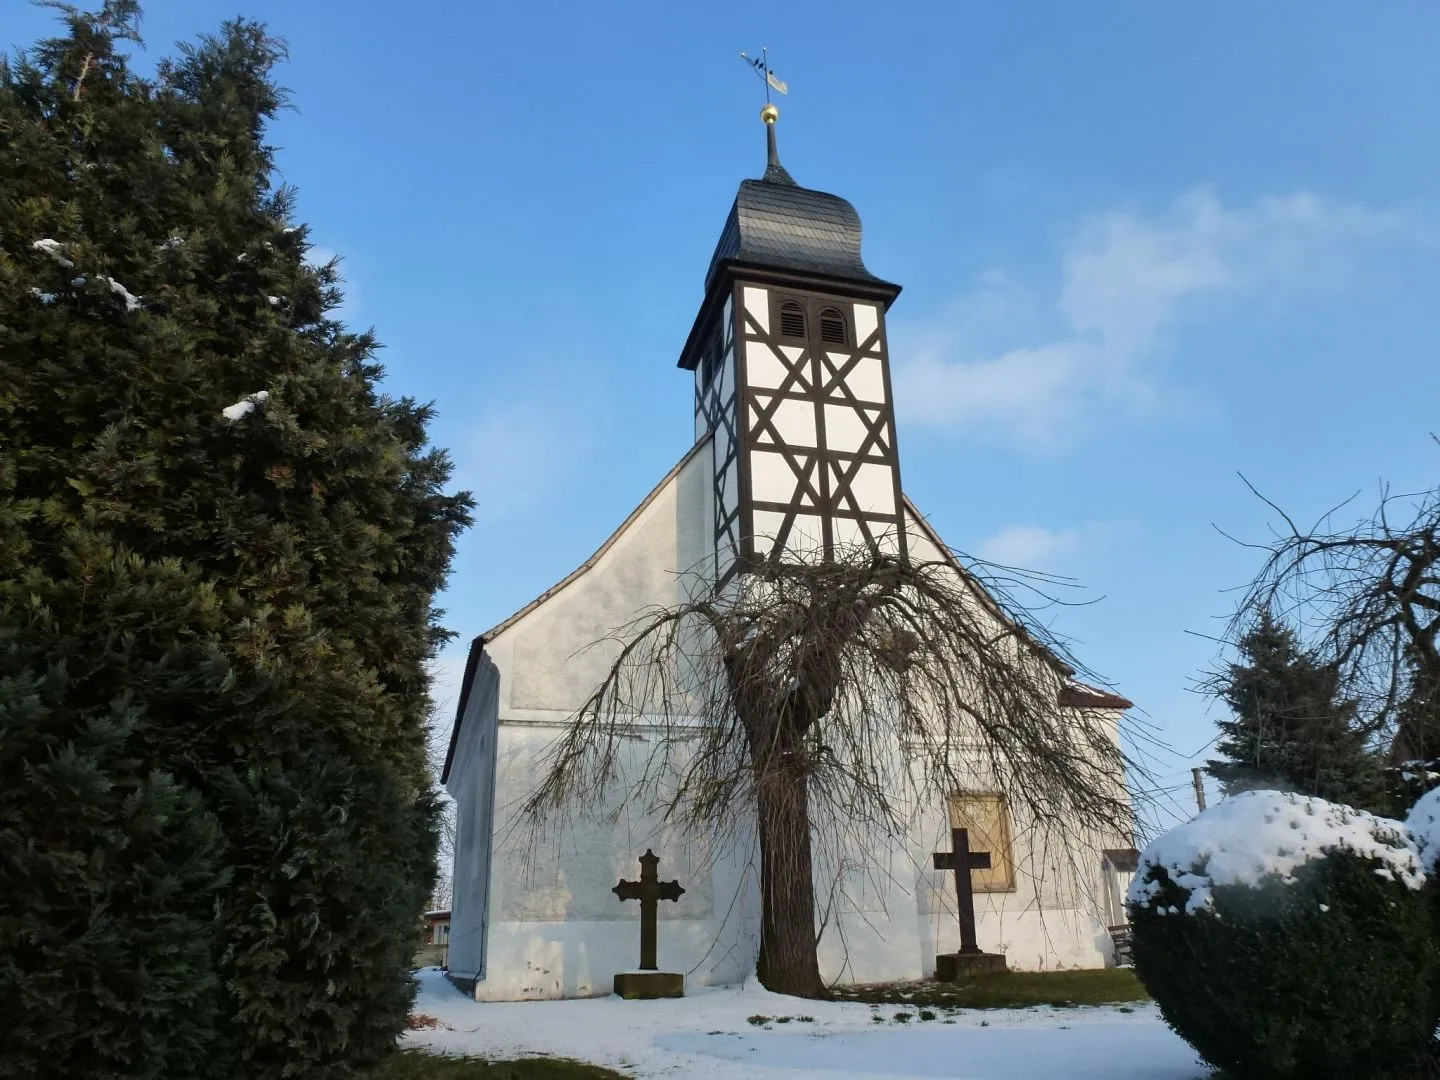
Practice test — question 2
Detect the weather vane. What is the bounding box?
[740,47,788,104]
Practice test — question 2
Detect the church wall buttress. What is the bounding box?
[446,654,500,982]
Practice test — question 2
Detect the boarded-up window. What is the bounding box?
[947,793,1016,893]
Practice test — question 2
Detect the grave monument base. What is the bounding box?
[934,951,1008,980]
[613,970,685,999]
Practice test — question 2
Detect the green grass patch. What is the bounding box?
[386,1049,631,1079]
[830,968,1149,1010]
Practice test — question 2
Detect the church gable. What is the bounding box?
[479,438,712,722]
[445,474,1130,780]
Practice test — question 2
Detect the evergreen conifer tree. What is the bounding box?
[1379,652,1440,813]
[0,5,472,1077]
[1392,650,1440,763]
[1206,610,1384,812]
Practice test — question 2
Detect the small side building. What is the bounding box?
[415,909,450,969]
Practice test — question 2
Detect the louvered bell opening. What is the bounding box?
[819,307,848,346]
[700,328,722,387]
[779,302,806,339]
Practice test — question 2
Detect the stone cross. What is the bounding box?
[613,849,685,971]
[933,827,992,955]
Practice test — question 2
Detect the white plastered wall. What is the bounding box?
[461,442,762,1000]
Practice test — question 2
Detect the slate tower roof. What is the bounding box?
[678,105,899,373]
[703,110,895,292]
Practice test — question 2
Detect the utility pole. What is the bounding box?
[1192,768,1208,812]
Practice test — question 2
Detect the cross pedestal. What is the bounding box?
[933,826,1008,980]
[612,849,686,999]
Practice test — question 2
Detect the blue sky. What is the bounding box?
[14,2,1440,820]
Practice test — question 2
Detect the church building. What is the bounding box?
[442,104,1136,1000]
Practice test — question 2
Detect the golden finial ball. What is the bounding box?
[760,103,780,125]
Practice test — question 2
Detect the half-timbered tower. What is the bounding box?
[683,104,906,581]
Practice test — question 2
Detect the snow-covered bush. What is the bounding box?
[1407,786,1440,872]
[1128,791,1437,1079]
[1405,786,1440,1026]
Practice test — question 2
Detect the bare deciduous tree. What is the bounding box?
[522,547,1141,998]
[426,712,456,911]
[1230,474,1440,763]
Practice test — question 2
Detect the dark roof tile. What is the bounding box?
[705,176,890,290]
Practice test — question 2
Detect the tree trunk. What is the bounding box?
[754,761,825,998]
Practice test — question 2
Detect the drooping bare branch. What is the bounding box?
[524,546,1140,859]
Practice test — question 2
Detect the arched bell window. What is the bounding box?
[819,306,849,346]
[778,300,806,339]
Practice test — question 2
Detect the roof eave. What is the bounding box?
[1058,684,1135,711]
[678,259,902,372]
[440,634,487,785]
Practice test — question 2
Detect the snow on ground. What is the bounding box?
[404,969,1208,1080]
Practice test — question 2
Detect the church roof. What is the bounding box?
[702,117,895,294]
[1059,682,1135,711]
[677,115,900,373]
[704,176,889,291]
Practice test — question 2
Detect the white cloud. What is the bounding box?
[894,189,1420,446]
[972,520,1137,572]
[975,524,1087,568]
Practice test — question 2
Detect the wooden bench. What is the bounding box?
[1108,923,1134,967]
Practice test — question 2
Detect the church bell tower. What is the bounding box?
[679,103,906,583]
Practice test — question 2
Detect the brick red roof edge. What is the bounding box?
[1058,683,1134,710]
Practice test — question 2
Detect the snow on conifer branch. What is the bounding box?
[222,391,271,422]
[32,238,74,268]
[32,239,143,310]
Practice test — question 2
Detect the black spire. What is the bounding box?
[762,104,795,185]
